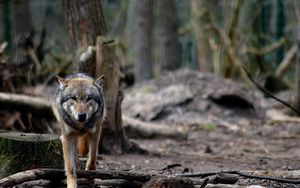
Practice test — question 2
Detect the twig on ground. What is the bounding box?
[160,163,182,171]
[199,178,209,188]
[1,168,300,187]
[176,170,300,184]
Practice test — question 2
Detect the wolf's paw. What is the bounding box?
[67,176,77,188]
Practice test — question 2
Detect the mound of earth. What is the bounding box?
[123,69,265,127]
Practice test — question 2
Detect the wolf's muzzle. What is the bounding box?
[78,112,87,122]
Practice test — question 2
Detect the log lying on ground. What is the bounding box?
[0,92,187,140]
[123,115,187,140]
[0,168,154,187]
[0,92,54,119]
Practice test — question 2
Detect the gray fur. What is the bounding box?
[55,73,104,132]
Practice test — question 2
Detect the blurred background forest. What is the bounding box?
[1,0,300,133]
[1,0,300,135]
[1,0,300,91]
[0,1,300,187]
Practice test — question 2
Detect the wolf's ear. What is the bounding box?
[56,75,68,89]
[93,75,104,88]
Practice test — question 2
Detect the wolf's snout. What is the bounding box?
[78,112,87,122]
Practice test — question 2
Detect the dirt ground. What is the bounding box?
[97,69,300,187]
[1,69,299,187]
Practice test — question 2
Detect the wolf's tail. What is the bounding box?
[77,135,89,156]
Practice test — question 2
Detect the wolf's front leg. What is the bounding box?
[86,131,101,170]
[61,135,78,188]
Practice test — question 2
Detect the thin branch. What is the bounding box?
[243,66,300,116]
[176,170,300,184]
[246,38,287,56]
[228,171,300,184]
[275,44,298,78]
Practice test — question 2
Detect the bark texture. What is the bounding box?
[62,0,137,154]
[135,0,154,82]
[12,0,34,64]
[191,0,211,72]
[157,0,179,73]
[96,37,138,154]
[62,0,107,74]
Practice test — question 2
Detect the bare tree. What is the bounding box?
[62,0,138,154]
[134,0,154,82]
[2,0,12,50]
[12,0,34,64]
[157,0,179,73]
[191,0,211,72]
[62,0,107,74]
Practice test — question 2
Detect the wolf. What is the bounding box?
[53,73,105,188]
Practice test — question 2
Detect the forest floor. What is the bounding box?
[1,69,299,187]
[97,69,300,187]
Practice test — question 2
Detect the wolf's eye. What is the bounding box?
[87,96,93,101]
[70,96,77,100]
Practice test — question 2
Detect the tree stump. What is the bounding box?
[0,132,63,178]
[96,36,143,154]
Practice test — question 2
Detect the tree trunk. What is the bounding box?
[191,0,211,72]
[293,0,300,114]
[134,0,153,82]
[157,0,179,74]
[96,37,139,154]
[12,0,34,64]
[62,0,139,154]
[2,0,12,51]
[62,0,107,74]
[295,30,300,113]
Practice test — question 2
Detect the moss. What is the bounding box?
[0,138,63,178]
[203,123,217,132]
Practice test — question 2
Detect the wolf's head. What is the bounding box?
[55,74,104,127]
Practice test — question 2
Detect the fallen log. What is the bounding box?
[0,92,187,140]
[0,92,54,119]
[123,115,187,140]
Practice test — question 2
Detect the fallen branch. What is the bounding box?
[228,170,300,184]
[266,109,300,124]
[275,44,298,78]
[0,168,154,187]
[176,170,300,184]
[2,168,300,187]
[246,37,287,56]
